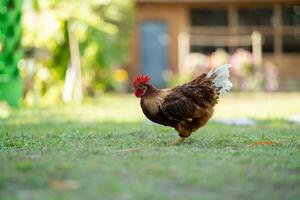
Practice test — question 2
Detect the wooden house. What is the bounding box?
[129,0,300,89]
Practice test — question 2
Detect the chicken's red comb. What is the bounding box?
[133,75,150,87]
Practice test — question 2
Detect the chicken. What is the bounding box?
[133,64,232,144]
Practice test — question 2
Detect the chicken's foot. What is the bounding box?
[172,137,186,145]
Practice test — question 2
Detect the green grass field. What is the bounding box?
[1,93,300,200]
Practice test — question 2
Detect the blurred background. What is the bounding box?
[0,0,300,108]
[1,2,300,199]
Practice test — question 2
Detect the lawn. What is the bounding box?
[1,93,300,200]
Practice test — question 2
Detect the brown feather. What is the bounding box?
[140,74,220,139]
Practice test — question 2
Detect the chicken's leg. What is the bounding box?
[172,137,186,145]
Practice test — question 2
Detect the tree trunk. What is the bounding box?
[63,20,82,103]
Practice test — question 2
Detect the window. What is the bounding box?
[282,5,300,26]
[283,34,300,52]
[237,7,274,53]
[228,36,274,53]
[238,8,274,26]
[190,45,229,54]
[190,9,228,54]
[282,5,300,52]
[190,9,228,26]
[262,36,274,53]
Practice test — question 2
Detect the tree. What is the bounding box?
[22,0,133,104]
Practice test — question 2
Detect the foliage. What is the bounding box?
[0,0,23,78]
[169,48,276,92]
[22,0,133,103]
[0,0,24,107]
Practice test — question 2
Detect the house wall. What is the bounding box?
[131,1,300,89]
[129,3,189,82]
[264,54,300,88]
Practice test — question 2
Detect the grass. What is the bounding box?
[1,93,300,200]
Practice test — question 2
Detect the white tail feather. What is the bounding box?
[207,64,232,94]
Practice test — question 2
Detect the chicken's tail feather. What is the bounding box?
[207,64,232,94]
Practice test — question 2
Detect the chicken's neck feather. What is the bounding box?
[141,84,170,115]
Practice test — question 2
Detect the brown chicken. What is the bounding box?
[133,64,232,144]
